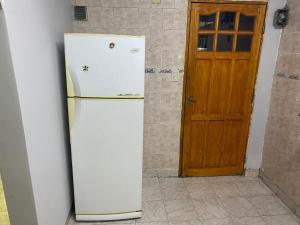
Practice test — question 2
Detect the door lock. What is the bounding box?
[187,96,196,105]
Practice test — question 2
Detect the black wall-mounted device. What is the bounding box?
[273,5,289,29]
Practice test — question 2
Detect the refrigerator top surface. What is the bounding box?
[65,33,145,98]
[65,33,145,39]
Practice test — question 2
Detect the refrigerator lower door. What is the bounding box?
[70,98,144,221]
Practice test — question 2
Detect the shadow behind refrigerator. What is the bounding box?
[64,33,145,221]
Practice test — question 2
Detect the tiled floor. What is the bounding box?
[69,176,300,225]
[0,176,10,225]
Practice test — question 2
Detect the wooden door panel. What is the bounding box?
[207,59,232,114]
[205,121,225,168]
[181,2,266,176]
[229,60,250,113]
[219,121,243,167]
[189,121,206,168]
[188,120,244,169]
[192,60,211,114]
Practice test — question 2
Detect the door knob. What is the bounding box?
[187,96,196,105]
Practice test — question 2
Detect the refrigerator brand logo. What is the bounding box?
[82,65,89,72]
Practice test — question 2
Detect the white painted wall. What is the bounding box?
[245,0,287,170]
[1,0,73,224]
[0,9,38,225]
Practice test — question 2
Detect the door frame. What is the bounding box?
[179,0,267,176]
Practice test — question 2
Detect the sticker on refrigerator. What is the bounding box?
[82,65,89,72]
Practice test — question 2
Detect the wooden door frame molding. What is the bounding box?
[179,0,268,176]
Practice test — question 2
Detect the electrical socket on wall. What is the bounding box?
[152,0,161,4]
[172,72,180,82]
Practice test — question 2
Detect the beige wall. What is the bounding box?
[262,0,300,218]
[72,0,283,177]
[72,0,188,176]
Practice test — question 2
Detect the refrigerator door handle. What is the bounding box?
[66,62,75,97]
[66,61,81,97]
[67,98,75,132]
[67,98,81,143]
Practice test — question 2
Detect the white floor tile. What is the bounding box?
[192,198,229,220]
[262,215,300,225]
[138,200,168,222]
[232,216,266,225]
[248,196,291,216]
[201,218,233,225]
[164,199,198,221]
[68,176,299,225]
[219,197,259,218]
[236,181,272,197]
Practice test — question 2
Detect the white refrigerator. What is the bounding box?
[64,33,145,221]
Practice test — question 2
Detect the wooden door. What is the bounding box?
[181,2,266,176]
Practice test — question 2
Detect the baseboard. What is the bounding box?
[244,169,260,177]
[260,170,300,219]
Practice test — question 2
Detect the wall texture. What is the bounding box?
[262,0,300,218]
[2,0,73,224]
[72,0,280,176]
[73,0,188,176]
[245,0,286,171]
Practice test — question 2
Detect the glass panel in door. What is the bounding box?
[198,34,214,51]
[199,14,216,30]
[236,35,253,51]
[219,12,236,30]
[239,14,255,31]
[217,34,233,51]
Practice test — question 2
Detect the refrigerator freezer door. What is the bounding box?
[65,34,145,98]
[70,98,144,216]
